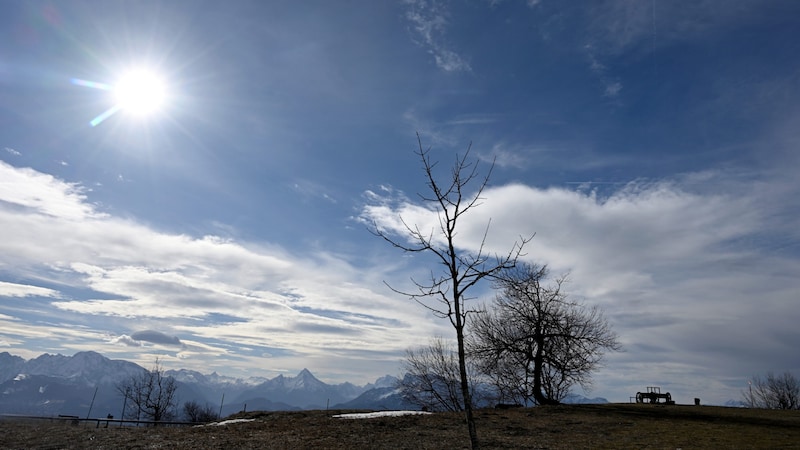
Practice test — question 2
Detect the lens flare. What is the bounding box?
[72,68,168,127]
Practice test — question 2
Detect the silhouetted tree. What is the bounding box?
[183,400,219,423]
[469,263,620,406]
[371,134,530,449]
[117,358,178,423]
[399,337,488,412]
[743,372,799,410]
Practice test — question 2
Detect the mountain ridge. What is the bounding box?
[0,351,394,417]
[0,351,617,418]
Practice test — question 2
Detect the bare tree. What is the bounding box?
[183,400,219,423]
[370,135,530,449]
[469,263,620,406]
[398,337,490,412]
[743,372,799,410]
[117,358,178,423]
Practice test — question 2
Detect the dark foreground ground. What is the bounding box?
[2,404,799,449]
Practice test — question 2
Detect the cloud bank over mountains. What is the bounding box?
[0,159,436,384]
[3,154,798,403]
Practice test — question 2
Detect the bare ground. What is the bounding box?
[2,404,799,449]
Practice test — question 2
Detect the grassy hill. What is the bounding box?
[2,403,799,449]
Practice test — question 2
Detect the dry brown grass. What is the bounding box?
[2,404,799,449]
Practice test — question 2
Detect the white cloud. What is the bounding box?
[363,175,763,286]
[4,147,21,156]
[0,162,443,383]
[0,281,60,298]
[444,115,499,126]
[478,142,530,169]
[0,161,101,220]
[0,315,112,356]
[109,334,142,347]
[404,0,471,72]
[360,169,800,402]
[3,158,797,398]
[604,81,622,97]
[432,49,470,72]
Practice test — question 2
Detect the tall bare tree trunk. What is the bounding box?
[367,135,531,449]
[456,318,479,448]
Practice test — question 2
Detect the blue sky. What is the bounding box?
[1,0,798,404]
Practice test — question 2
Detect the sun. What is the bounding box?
[72,66,171,126]
[113,69,167,117]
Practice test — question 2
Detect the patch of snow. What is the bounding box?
[333,411,432,419]
[13,374,27,381]
[203,418,256,426]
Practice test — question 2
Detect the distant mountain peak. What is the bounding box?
[0,351,381,414]
[291,368,323,390]
[374,375,399,389]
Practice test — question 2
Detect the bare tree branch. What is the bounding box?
[743,372,800,410]
[469,263,620,406]
[116,358,178,424]
[368,134,532,449]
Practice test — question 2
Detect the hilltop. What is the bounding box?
[2,404,799,449]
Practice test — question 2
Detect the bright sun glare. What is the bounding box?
[114,69,167,116]
[72,66,170,126]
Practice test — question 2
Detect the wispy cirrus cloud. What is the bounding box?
[585,0,769,56]
[291,178,338,204]
[444,114,499,126]
[584,44,624,98]
[556,1,771,98]
[404,0,471,72]
[0,281,61,298]
[476,142,531,169]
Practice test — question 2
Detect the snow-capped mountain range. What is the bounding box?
[0,351,612,418]
[0,351,400,417]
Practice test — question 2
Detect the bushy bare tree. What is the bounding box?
[183,400,219,423]
[117,358,178,423]
[371,135,530,449]
[399,337,489,412]
[469,263,620,406]
[743,372,799,410]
